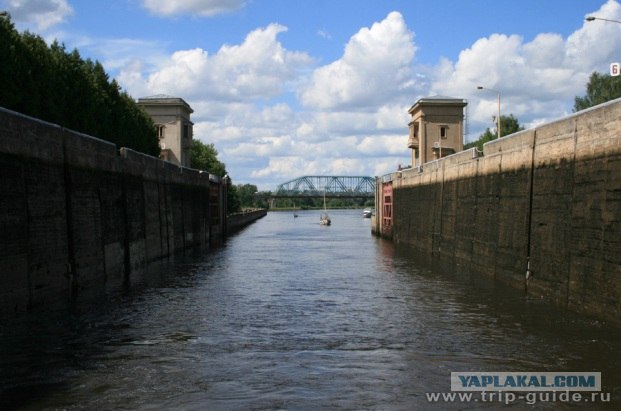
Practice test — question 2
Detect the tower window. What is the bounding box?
[156,124,165,139]
[440,126,448,139]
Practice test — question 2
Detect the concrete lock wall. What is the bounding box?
[0,107,226,315]
[227,209,268,234]
[385,98,621,324]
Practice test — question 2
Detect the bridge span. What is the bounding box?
[273,175,375,198]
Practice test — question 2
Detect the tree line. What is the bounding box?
[0,15,243,212]
[466,72,621,149]
[0,15,159,156]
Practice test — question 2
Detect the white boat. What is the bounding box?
[319,190,331,225]
[319,212,331,225]
[362,208,372,218]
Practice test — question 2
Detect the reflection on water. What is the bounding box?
[1,209,620,410]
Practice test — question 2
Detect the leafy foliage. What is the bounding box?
[465,114,524,151]
[574,71,621,112]
[189,139,235,211]
[190,140,227,176]
[226,184,266,213]
[0,16,158,155]
[227,184,241,214]
[236,184,259,208]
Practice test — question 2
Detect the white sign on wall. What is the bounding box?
[611,62,621,76]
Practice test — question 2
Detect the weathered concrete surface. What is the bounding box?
[0,107,226,315]
[227,209,268,234]
[382,98,621,325]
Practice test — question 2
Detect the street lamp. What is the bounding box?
[477,86,501,139]
[585,16,621,24]
[586,16,621,76]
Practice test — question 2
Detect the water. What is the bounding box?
[1,209,620,410]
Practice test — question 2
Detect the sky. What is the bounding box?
[3,0,621,190]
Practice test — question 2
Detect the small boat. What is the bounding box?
[362,208,372,218]
[319,190,331,225]
[319,211,331,226]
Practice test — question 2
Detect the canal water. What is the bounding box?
[1,209,620,410]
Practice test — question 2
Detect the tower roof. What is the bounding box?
[408,96,467,114]
[137,95,193,113]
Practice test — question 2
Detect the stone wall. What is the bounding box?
[227,209,268,234]
[0,108,226,315]
[382,98,621,324]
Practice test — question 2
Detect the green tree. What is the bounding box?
[190,140,227,176]
[236,184,259,208]
[574,71,621,112]
[465,114,524,151]
[189,139,238,213]
[227,184,241,214]
[0,15,159,156]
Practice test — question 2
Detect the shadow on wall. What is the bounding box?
[378,97,621,326]
[0,107,226,316]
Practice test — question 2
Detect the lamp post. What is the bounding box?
[477,86,501,139]
[585,16,621,76]
[585,16,621,24]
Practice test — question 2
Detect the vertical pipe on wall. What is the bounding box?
[565,117,580,307]
[437,161,445,256]
[22,160,33,309]
[525,129,537,292]
[157,172,165,258]
[61,134,77,300]
[120,174,131,283]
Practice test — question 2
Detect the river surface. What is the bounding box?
[1,209,620,410]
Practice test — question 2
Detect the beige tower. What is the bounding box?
[407,96,467,167]
[137,95,194,167]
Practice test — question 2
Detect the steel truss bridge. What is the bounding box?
[273,175,375,198]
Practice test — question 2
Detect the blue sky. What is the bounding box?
[3,0,621,189]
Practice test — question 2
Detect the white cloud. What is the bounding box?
[251,157,316,179]
[373,158,407,177]
[140,0,245,17]
[78,38,168,84]
[123,23,314,104]
[328,158,365,175]
[0,6,486,184]
[14,1,621,188]
[227,135,296,158]
[192,102,300,152]
[5,0,73,30]
[148,48,210,94]
[293,104,409,144]
[358,134,408,156]
[375,104,411,131]
[299,11,417,110]
[522,33,565,69]
[250,155,368,181]
[566,0,621,70]
[317,29,331,40]
[429,0,621,141]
